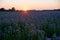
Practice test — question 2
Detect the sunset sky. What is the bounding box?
[0,0,60,10]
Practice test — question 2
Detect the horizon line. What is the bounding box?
[0,7,60,10]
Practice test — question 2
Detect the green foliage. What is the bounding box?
[0,20,60,40]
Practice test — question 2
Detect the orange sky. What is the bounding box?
[0,0,60,10]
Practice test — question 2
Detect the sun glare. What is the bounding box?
[22,8,29,14]
[23,8,28,11]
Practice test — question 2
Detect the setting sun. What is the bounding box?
[23,8,28,11]
[22,8,29,14]
[22,6,29,11]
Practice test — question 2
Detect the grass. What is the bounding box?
[0,20,60,40]
[0,11,60,40]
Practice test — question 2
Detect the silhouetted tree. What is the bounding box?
[8,9,12,11]
[0,8,5,11]
[11,7,15,11]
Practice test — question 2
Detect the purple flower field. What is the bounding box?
[0,10,60,40]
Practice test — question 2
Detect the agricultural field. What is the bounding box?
[0,10,60,40]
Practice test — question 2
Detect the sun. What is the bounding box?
[22,8,29,14]
[23,8,28,11]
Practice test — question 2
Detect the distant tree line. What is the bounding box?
[0,7,15,11]
[0,7,60,11]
